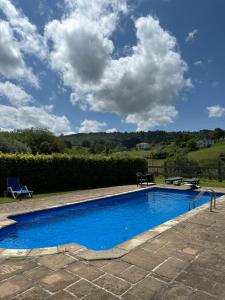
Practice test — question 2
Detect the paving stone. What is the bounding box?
[101,260,130,275]
[124,276,167,300]
[39,270,78,292]
[47,291,77,299]
[37,253,75,270]
[66,279,98,298]
[185,261,225,285]
[14,286,50,300]
[142,238,168,252]
[94,274,131,296]
[176,270,215,294]
[67,261,104,281]
[157,283,193,300]
[121,248,166,271]
[89,260,110,268]
[153,257,188,281]
[82,288,120,300]
[188,291,219,300]
[23,266,50,281]
[119,265,148,283]
[0,259,37,280]
[0,275,32,300]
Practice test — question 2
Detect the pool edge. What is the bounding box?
[0,186,224,259]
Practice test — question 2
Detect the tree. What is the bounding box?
[0,137,31,153]
[187,139,198,152]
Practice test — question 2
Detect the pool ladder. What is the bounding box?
[188,189,217,212]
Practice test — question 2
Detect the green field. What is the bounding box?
[188,141,225,163]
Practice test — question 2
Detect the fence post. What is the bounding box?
[164,161,168,179]
[217,161,222,182]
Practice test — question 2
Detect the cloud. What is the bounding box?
[0,0,47,59]
[106,128,118,133]
[79,119,107,133]
[207,105,225,118]
[125,106,178,131]
[46,2,191,131]
[186,29,198,43]
[194,60,203,66]
[0,104,72,135]
[211,81,219,88]
[0,21,39,86]
[0,81,33,106]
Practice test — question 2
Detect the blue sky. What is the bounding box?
[0,0,224,134]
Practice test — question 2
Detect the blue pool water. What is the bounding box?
[0,188,223,250]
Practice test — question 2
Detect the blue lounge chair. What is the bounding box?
[6,177,33,199]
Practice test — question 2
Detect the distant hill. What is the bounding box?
[60,129,223,149]
[188,141,225,163]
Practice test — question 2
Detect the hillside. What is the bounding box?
[188,141,225,163]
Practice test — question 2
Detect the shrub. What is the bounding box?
[0,154,147,195]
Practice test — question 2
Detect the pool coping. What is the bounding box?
[0,185,224,260]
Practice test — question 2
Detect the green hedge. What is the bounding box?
[0,154,147,195]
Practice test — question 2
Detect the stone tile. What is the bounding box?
[57,243,84,253]
[157,283,193,300]
[182,247,198,256]
[122,291,144,300]
[184,261,225,285]
[119,265,148,284]
[67,261,104,281]
[37,253,75,270]
[176,270,215,294]
[28,247,57,256]
[0,275,32,300]
[142,238,168,252]
[47,291,77,300]
[89,260,110,268]
[0,259,37,280]
[118,238,144,251]
[153,257,188,281]
[66,279,98,298]
[77,248,127,260]
[39,270,78,292]
[188,291,219,300]
[14,286,50,300]
[121,248,166,271]
[124,277,167,300]
[23,266,50,281]
[83,289,120,300]
[101,260,130,276]
[94,274,131,296]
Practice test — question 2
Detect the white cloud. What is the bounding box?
[106,128,118,133]
[125,106,178,131]
[186,29,198,43]
[207,105,225,118]
[46,3,191,131]
[0,104,72,135]
[194,60,203,66]
[0,81,33,106]
[79,119,107,133]
[0,21,39,86]
[0,0,47,59]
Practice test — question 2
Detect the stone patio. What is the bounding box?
[0,185,225,299]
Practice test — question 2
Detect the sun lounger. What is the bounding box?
[183,178,200,185]
[6,177,33,199]
[165,177,183,184]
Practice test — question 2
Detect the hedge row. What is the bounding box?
[0,154,147,195]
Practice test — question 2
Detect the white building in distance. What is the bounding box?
[136,142,150,150]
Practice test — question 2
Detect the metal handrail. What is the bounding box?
[207,188,217,212]
[189,191,205,210]
[189,189,217,212]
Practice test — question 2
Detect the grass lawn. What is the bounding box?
[188,141,225,163]
[0,190,80,204]
[155,176,225,188]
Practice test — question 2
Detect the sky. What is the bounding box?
[0,0,225,135]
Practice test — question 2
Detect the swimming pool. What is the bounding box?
[0,188,223,250]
